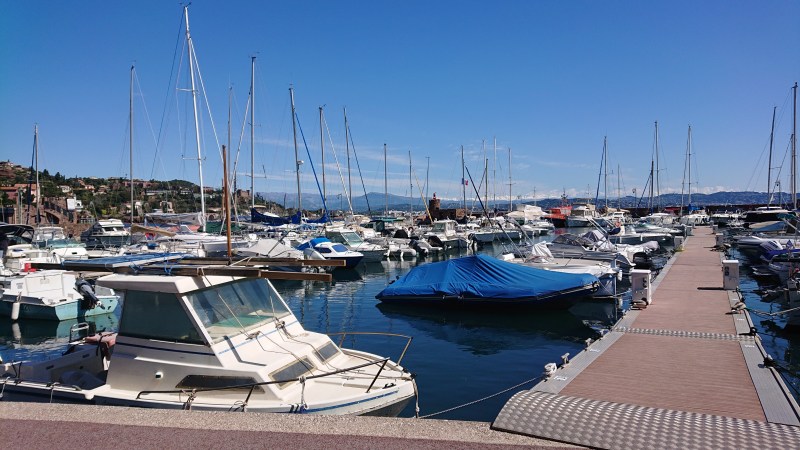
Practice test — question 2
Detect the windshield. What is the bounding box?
[342,231,363,244]
[187,278,292,343]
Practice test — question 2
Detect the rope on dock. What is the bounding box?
[418,375,543,419]
[745,305,800,318]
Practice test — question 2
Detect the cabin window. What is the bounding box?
[176,375,264,392]
[119,290,205,344]
[187,278,292,343]
[331,244,348,252]
[270,357,315,388]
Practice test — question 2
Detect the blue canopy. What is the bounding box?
[376,255,598,307]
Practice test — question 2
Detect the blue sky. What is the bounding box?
[1,1,798,203]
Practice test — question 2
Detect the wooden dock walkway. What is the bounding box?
[493,227,800,449]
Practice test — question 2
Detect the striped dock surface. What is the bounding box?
[493,227,800,449]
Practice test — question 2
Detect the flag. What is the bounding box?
[462,178,469,186]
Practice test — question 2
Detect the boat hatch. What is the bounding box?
[270,357,315,388]
[186,279,292,344]
[315,342,340,363]
[176,375,264,392]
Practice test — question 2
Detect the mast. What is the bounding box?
[184,6,205,219]
[508,147,512,211]
[319,106,326,207]
[250,56,255,209]
[687,125,692,211]
[482,139,488,209]
[384,143,388,216]
[793,82,798,210]
[604,136,608,209]
[408,150,413,216]
[289,86,301,213]
[461,145,466,211]
[493,137,497,212]
[129,64,135,224]
[34,124,40,225]
[654,121,660,211]
[344,108,351,208]
[222,145,232,260]
[768,106,776,205]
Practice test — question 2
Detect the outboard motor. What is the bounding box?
[75,279,101,310]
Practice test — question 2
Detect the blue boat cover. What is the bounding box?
[376,255,598,302]
[296,237,331,251]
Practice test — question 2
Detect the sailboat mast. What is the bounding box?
[654,121,660,211]
[319,106,326,206]
[461,145,466,211]
[250,56,255,209]
[289,86,301,213]
[344,108,351,208]
[687,125,693,210]
[384,143,388,216]
[793,82,798,210]
[508,147,512,211]
[604,136,608,209]
[482,140,488,208]
[129,64,135,224]
[768,106,776,205]
[493,137,497,212]
[184,6,206,219]
[408,150,413,217]
[34,124,40,224]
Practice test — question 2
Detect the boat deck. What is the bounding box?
[493,227,800,449]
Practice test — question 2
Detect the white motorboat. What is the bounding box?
[297,237,364,268]
[424,219,469,250]
[80,219,131,251]
[325,228,387,263]
[0,255,417,415]
[566,203,599,228]
[500,242,622,297]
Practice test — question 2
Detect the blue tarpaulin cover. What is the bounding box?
[376,255,597,304]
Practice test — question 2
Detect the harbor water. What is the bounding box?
[1,232,799,421]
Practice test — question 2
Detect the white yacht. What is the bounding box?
[80,219,131,250]
[566,203,599,228]
[325,228,387,263]
[0,256,417,415]
[424,219,469,250]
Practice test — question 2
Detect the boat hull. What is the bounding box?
[0,295,119,321]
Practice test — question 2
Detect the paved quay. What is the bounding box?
[0,401,581,449]
[493,226,800,449]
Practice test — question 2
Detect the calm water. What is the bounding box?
[2,232,796,422]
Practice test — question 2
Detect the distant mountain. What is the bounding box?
[260,190,783,214]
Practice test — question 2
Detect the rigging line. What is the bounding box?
[151,10,187,180]
[419,375,543,419]
[346,123,372,214]
[294,112,330,217]
[133,70,162,174]
[189,43,223,162]
[233,89,251,187]
[322,114,354,214]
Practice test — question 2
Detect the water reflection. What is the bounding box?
[376,302,603,356]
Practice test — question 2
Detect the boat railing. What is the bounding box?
[327,331,413,366]
[1,375,85,393]
[134,356,394,405]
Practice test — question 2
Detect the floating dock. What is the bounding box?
[494,227,800,449]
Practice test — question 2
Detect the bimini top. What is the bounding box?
[375,254,597,304]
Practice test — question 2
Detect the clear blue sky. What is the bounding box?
[1,1,798,203]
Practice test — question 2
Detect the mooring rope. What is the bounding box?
[418,375,542,419]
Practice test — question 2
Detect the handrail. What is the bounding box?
[326,331,413,365]
[135,356,390,399]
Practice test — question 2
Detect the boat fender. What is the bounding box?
[303,248,326,260]
[10,292,22,321]
[76,279,101,310]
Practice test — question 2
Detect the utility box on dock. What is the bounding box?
[685,226,694,236]
[722,260,739,290]
[715,234,725,247]
[674,236,685,251]
[630,269,652,305]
